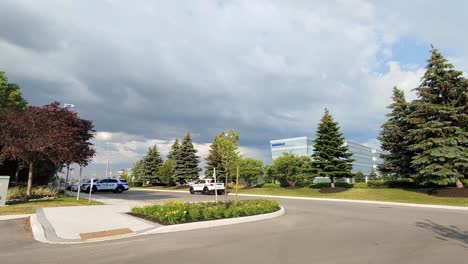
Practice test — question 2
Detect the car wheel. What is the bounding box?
[114,187,124,193]
[203,187,210,195]
[189,187,195,194]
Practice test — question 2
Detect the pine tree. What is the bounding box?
[205,134,225,179]
[378,87,413,179]
[312,109,354,188]
[141,145,163,176]
[167,138,180,161]
[406,48,468,187]
[368,169,378,181]
[174,132,201,183]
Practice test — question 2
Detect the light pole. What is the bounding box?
[105,142,110,178]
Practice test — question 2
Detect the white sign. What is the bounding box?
[0,176,10,207]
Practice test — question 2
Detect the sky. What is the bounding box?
[1,0,468,178]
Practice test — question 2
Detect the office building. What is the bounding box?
[270,137,383,175]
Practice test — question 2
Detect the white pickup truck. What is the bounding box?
[189,178,225,195]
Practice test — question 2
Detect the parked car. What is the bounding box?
[81,178,129,193]
[189,178,225,195]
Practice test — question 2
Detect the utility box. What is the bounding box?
[0,176,10,206]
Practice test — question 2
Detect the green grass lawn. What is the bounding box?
[235,187,468,207]
[0,196,102,216]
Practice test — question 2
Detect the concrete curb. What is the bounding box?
[0,214,32,221]
[29,206,285,244]
[143,206,285,235]
[137,188,468,211]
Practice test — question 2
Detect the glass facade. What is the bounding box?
[270,137,383,175]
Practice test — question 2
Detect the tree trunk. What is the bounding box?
[455,178,464,189]
[26,162,34,198]
[330,177,335,188]
[15,160,20,184]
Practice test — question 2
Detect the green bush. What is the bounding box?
[353,182,368,189]
[261,183,281,188]
[7,186,58,201]
[310,182,353,188]
[131,199,280,225]
[368,179,417,189]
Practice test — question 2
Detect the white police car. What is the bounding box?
[81,179,129,193]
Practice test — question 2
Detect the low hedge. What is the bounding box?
[7,186,58,201]
[367,179,418,189]
[131,199,280,225]
[309,182,354,189]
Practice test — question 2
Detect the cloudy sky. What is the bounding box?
[1,0,467,177]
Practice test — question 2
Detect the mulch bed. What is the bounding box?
[319,187,349,194]
[427,188,468,198]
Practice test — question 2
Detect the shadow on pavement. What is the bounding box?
[416,219,468,246]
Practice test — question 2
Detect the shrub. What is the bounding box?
[7,186,58,201]
[335,182,354,188]
[309,182,331,188]
[353,182,368,189]
[367,179,417,189]
[131,199,280,225]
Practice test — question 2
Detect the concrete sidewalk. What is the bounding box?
[35,204,159,242]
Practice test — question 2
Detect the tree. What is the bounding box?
[378,87,413,179]
[406,48,468,187]
[312,109,354,188]
[167,139,180,161]
[269,153,313,187]
[354,171,366,183]
[0,102,95,196]
[216,130,240,186]
[156,159,175,186]
[205,134,225,179]
[141,145,163,177]
[368,169,378,181]
[131,159,144,181]
[174,132,201,183]
[239,157,263,187]
[0,71,27,116]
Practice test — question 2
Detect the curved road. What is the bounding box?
[1,190,468,264]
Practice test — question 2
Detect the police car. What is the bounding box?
[81,178,129,193]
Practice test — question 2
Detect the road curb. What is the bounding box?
[0,214,32,221]
[137,188,468,211]
[29,206,285,244]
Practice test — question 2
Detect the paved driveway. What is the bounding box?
[1,189,468,264]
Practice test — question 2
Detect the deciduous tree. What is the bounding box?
[239,157,263,187]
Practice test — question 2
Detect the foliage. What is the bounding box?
[354,172,366,183]
[259,183,281,188]
[0,102,95,196]
[368,169,378,181]
[7,186,58,201]
[215,130,240,184]
[174,132,201,183]
[141,145,163,177]
[0,71,27,116]
[131,159,144,181]
[405,48,468,187]
[156,159,175,186]
[378,87,413,179]
[367,179,418,189]
[269,153,314,187]
[167,138,180,161]
[131,199,280,225]
[205,134,225,179]
[311,109,354,187]
[239,157,263,187]
[309,182,354,188]
[353,182,368,189]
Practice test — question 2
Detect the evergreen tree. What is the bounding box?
[406,48,468,187]
[174,132,201,183]
[378,87,413,179]
[141,145,163,176]
[354,171,366,183]
[167,138,180,161]
[368,169,378,181]
[312,109,354,188]
[205,134,225,179]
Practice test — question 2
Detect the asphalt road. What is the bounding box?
[1,190,468,264]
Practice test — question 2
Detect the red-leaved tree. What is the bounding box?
[0,102,95,196]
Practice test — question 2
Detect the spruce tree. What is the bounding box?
[167,138,180,161]
[141,145,163,176]
[378,87,413,179]
[174,132,201,183]
[406,48,468,187]
[312,109,354,188]
[205,134,225,179]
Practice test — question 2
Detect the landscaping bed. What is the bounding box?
[130,199,280,225]
[428,188,468,198]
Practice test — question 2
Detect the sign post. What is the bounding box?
[0,176,11,207]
